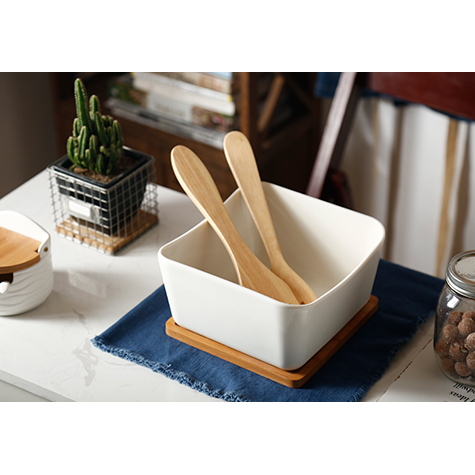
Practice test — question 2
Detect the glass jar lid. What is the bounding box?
[447,250,475,299]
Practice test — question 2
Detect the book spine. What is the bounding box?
[206,72,233,79]
[154,72,233,94]
[109,76,234,133]
[132,75,236,116]
[106,98,226,150]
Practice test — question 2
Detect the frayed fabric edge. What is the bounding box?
[91,336,251,402]
[347,310,435,402]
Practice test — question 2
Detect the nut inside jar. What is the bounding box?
[435,309,475,382]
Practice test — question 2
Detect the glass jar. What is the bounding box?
[434,250,475,385]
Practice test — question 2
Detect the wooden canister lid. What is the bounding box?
[0,226,41,273]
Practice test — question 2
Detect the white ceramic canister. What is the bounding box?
[0,211,53,316]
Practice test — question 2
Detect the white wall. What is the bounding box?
[0,73,58,198]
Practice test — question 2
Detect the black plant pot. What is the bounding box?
[50,147,153,235]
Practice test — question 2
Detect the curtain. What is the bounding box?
[338,96,475,278]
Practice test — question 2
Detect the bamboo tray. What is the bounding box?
[166,295,378,388]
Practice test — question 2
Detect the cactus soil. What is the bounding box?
[69,154,138,184]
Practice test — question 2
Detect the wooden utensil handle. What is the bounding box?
[224,132,281,259]
[171,146,248,270]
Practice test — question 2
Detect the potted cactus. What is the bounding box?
[67,77,125,177]
[49,78,154,236]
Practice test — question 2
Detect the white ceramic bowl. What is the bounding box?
[158,183,385,370]
[0,211,53,316]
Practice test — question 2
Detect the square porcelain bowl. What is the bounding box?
[158,183,385,371]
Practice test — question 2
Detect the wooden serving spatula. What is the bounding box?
[223,131,317,304]
[171,145,299,305]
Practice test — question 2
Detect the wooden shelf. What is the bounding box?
[49,72,318,200]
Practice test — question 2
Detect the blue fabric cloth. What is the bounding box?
[91,259,444,402]
[314,72,343,98]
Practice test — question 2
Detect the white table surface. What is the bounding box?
[0,170,433,402]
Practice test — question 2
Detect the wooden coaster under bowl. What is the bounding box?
[166,295,378,388]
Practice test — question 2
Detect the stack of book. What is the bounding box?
[107,72,236,149]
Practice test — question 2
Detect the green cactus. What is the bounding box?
[67,78,124,175]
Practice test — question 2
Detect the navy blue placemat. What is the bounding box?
[92,259,444,401]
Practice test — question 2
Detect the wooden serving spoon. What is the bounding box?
[223,131,317,305]
[171,145,299,305]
